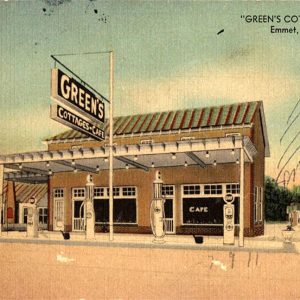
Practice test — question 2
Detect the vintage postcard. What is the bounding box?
[0,1,299,299]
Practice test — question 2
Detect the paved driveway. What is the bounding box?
[0,242,299,299]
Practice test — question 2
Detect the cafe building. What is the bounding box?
[0,100,269,237]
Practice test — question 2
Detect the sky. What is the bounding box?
[0,0,299,186]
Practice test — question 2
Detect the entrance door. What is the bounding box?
[162,185,175,234]
[72,200,85,231]
[164,198,175,233]
[53,199,64,231]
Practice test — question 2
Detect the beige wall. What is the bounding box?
[50,162,252,231]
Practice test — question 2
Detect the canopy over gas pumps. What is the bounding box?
[0,135,257,246]
[0,136,256,181]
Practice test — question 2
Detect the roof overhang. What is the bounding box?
[0,136,257,183]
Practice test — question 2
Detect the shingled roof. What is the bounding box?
[47,101,260,142]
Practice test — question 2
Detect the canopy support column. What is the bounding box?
[0,165,3,236]
[239,148,245,247]
[109,51,114,241]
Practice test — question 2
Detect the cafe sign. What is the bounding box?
[51,104,105,141]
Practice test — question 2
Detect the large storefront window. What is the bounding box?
[94,187,137,224]
[182,184,239,225]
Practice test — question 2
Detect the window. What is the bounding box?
[254,186,263,223]
[114,199,136,223]
[94,199,109,223]
[182,197,239,225]
[94,188,104,197]
[23,208,28,224]
[181,183,240,225]
[54,188,64,198]
[122,187,136,196]
[226,184,240,194]
[94,186,137,224]
[107,187,120,197]
[162,185,174,196]
[204,185,222,195]
[39,208,48,225]
[183,185,201,195]
[73,188,85,198]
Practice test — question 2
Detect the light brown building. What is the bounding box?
[0,101,269,237]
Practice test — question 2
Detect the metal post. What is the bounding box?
[239,148,244,247]
[0,165,3,236]
[109,51,114,241]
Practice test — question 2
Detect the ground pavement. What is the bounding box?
[0,223,299,299]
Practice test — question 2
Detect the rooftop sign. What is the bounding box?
[51,104,105,141]
[51,68,105,124]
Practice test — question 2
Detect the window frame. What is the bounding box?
[254,186,263,223]
[38,207,48,225]
[93,186,138,225]
[181,183,240,226]
[72,188,86,231]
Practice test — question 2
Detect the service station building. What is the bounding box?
[0,101,269,238]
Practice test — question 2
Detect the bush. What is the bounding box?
[264,176,299,221]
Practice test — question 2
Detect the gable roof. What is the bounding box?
[46,101,270,156]
[47,101,260,139]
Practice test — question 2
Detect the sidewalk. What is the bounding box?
[1,224,300,254]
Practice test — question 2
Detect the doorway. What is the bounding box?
[163,185,175,234]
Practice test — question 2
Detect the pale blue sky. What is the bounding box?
[0,0,299,183]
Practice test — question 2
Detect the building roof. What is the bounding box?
[47,101,260,142]
[3,181,47,204]
[46,100,270,157]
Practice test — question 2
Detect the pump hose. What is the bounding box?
[79,201,85,230]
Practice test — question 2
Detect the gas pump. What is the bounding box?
[223,193,235,245]
[85,174,95,240]
[26,197,38,238]
[150,171,166,244]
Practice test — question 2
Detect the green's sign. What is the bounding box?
[51,68,105,124]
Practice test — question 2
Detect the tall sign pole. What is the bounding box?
[109,51,114,241]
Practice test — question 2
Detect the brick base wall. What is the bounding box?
[244,224,264,237]
[52,224,264,237]
[95,225,152,234]
[176,226,263,237]
[64,225,72,232]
